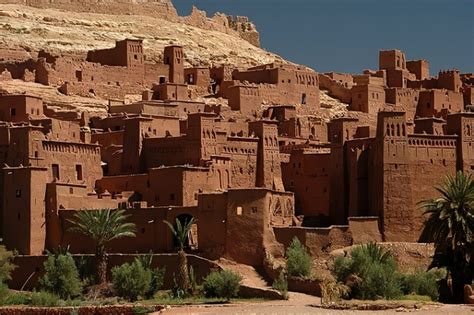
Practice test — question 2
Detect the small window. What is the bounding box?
[134,54,138,60]
[52,164,60,180]
[251,207,257,213]
[236,206,243,216]
[69,187,74,194]
[15,189,21,198]
[75,165,82,180]
[159,76,166,84]
[10,108,16,116]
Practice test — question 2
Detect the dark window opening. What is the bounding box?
[159,76,166,84]
[52,164,60,180]
[301,93,307,105]
[75,165,83,180]
[75,70,83,82]
[10,108,16,116]
[15,189,21,198]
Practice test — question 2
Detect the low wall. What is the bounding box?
[288,277,322,296]
[274,217,382,257]
[9,253,221,290]
[348,216,382,244]
[273,225,352,257]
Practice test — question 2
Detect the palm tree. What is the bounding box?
[420,171,474,302]
[68,209,136,285]
[163,217,196,293]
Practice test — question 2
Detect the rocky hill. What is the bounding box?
[0,2,274,67]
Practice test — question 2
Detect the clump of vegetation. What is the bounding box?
[202,270,242,301]
[0,245,16,295]
[272,271,288,299]
[320,278,350,304]
[38,251,83,299]
[333,243,402,300]
[419,171,474,302]
[136,254,166,299]
[400,268,445,301]
[30,291,62,307]
[286,237,311,278]
[111,259,152,302]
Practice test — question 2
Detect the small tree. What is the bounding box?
[286,237,311,278]
[68,209,136,285]
[112,260,152,302]
[420,171,474,302]
[38,251,83,299]
[272,271,289,299]
[136,254,166,299]
[163,217,196,293]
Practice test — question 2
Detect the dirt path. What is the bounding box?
[157,303,473,315]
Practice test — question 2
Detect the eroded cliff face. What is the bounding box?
[0,4,272,68]
[0,0,260,47]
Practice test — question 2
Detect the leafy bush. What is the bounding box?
[203,270,242,300]
[30,291,62,307]
[400,268,445,301]
[332,243,402,300]
[136,254,166,299]
[112,260,152,301]
[1,292,31,305]
[286,237,311,278]
[0,246,16,285]
[272,271,288,299]
[38,252,83,299]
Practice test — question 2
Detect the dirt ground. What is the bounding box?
[154,292,474,315]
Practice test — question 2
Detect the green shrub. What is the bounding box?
[203,270,242,300]
[400,268,445,301]
[38,252,83,299]
[332,243,402,300]
[286,237,311,278]
[112,260,152,301]
[75,256,96,287]
[272,271,288,299]
[135,254,165,299]
[30,291,62,307]
[0,246,16,285]
[1,292,31,305]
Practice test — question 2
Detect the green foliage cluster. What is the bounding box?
[286,237,312,278]
[112,257,166,302]
[0,245,16,295]
[333,243,444,301]
[333,243,402,300]
[400,269,445,301]
[202,270,242,300]
[272,271,288,299]
[38,252,83,299]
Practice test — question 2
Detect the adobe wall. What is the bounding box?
[347,216,382,244]
[273,225,352,257]
[9,253,221,291]
[318,73,352,103]
[281,150,331,217]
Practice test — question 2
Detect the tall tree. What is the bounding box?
[163,217,196,293]
[68,209,136,285]
[420,171,474,302]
